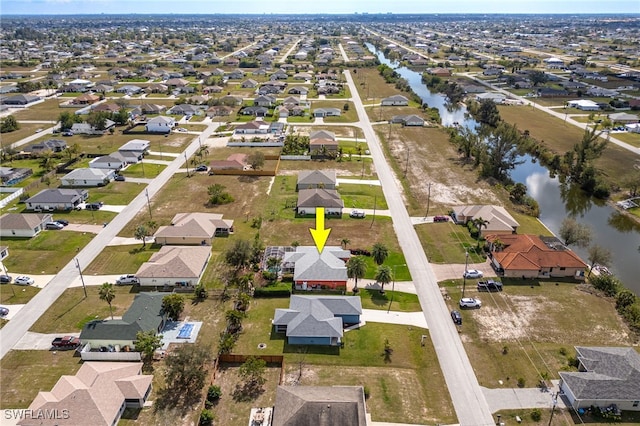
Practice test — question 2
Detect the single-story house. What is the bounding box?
[23,139,67,155]
[381,95,409,106]
[18,362,153,426]
[609,112,639,124]
[92,102,121,114]
[154,212,234,245]
[309,136,339,154]
[272,386,367,426]
[567,99,600,111]
[273,295,361,346]
[451,205,519,235]
[309,130,336,141]
[25,188,88,211]
[80,292,167,348]
[297,188,344,216]
[137,103,167,115]
[1,94,42,106]
[234,120,271,134]
[476,92,507,103]
[206,105,234,117]
[485,233,587,279]
[544,57,565,69]
[313,108,341,117]
[135,246,211,288]
[254,95,277,107]
[119,139,150,154]
[297,170,337,190]
[559,346,640,412]
[282,246,350,291]
[240,106,269,117]
[428,67,452,77]
[0,213,52,238]
[288,86,309,95]
[167,104,200,116]
[115,84,142,95]
[61,168,115,187]
[71,120,115,135]
[391,114,425,126]
[145,116,175,133]
[241,78,259,88]
[71,93,99,105]
[89,154,126,170]
[209,153,249,171]
[0,167,32,186]
[625,123,640,133]
[165,77,189,87]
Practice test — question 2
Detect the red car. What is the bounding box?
[433,215,449,222]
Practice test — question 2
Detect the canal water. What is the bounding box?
[366,43,640,294]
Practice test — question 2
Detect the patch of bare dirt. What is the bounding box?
[474,295,549,342]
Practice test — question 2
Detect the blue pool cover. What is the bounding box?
[177,323,194,339]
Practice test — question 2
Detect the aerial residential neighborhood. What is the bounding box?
[0,6,639,426]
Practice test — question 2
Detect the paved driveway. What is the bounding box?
[482,381,566,412]
[13,331,80,350]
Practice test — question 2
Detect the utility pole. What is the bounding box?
[75,258,87,298]
[369,195,376,229]
[548,392,558,426]
[145,188,152,220]
[184,152,190,177]
[403,147,410,178]
[462,251,469,298]
[387,264,406,313]
[424,182,432,220]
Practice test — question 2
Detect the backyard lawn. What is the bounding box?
[84,244,161,275]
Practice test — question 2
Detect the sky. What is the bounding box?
[1,0,639,15]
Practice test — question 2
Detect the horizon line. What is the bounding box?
[3,12,640,16]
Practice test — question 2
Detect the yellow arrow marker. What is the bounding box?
[310,207,331,253]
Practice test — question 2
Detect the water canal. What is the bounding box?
[366,43,640,294]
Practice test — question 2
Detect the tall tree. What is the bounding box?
[225,239,252,272]
[135,330,163,365]
[238,356,267,395]
[559,218,592,248]
[476,99,501,127]
[134,225,149,248]
[99,282,116,320]
[162,294,185,320]
[372,242,389,266]
[587,244,612,278]
[375,265,392,293]
[0,115,19,133]
[568,126,608,182]
[163,344,212,406]
[472,217,490,236]
[346,256,367,292]
[481,122,524,181]
[248,151,265,170]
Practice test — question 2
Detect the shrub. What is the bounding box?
[363,386,370,400]
[559,347,567,356]
[517,377,525,388]
[530,408,542,421]
[207,385,222,402]
[253,285,291,298]
[199,409,214,426]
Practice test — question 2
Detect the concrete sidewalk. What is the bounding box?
[482,380,567,412]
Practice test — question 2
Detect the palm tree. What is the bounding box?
[375,265,392,293]
[99,283,116,320]
[372,243,389,266]
[347,256,367,293]
[473,217,489,237]
[266,256,282,276]
[340,238,350,250]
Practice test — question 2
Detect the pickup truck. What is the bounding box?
[116,274,140,285]
[51,336,81,349]
[477,280,503,292]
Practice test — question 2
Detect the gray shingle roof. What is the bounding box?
[297,188,343,209]
[0,213,50,230]
[559,346,640,402]
[297,170,337,187]
[283,246,349,282]
[272,385,367,426]
[26,188,87,204]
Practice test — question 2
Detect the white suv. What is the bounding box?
[116,274,139,285]
[350,209,366,218]
[459,298,482,308]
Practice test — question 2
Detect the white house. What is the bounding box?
[381,95,409,106]
[25,189,88,211]
[89,154,126,170]
[119,139,150,154]
[61,168,115,187]
[145,116,175,133]
[476,92,507,103]
[0,213,52,238]
[567,99,600,111]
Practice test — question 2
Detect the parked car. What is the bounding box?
[55,219,69,226]
[177,127,188,132]
[0,306,9,316]
[34,206,55,213]
[463,269,483,279]
[116,274,140,285]
[433,215,449,222]
[0,275,12,284]
[477,280,503,292]
[450,310,462,325]
[195,165,208,172]
[114,175,126,181]
[35,128,43,133]
[350,209,366,218]
[14,276,34,286]
[459,297,482,308]
[62,131,74,137]
[45,221,64,230]
[85,202,102,211]
[51,336,81,350]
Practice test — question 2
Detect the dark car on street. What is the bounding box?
[477,280,503,292]
[433,215,449,222]
[451,310,462,325]
[0,275,12,284]
[85,202,103,210]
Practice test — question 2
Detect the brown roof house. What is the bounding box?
[485,233,587,279]
[0,213,52,238]
[209,153,250,171]
[309,130,339,155]
[297,188,343,216]
[452,205,519,235]
[17,362,152,426]
[135,246,211,288]
[154,212,234,245]
[272,385,368,426]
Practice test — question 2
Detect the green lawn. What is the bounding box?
[0,350,83,409]
[339,183,388,210]
[120,162,166,178]
[1,231,95,274]
[359,288,421,311]
[415,220,487,264]
[30,286,139,333]
[84,244,161,275]
[0,284,40,304]
[87,181,145,205]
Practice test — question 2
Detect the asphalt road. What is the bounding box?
[0,123,218,360]
[344,69,495,425]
